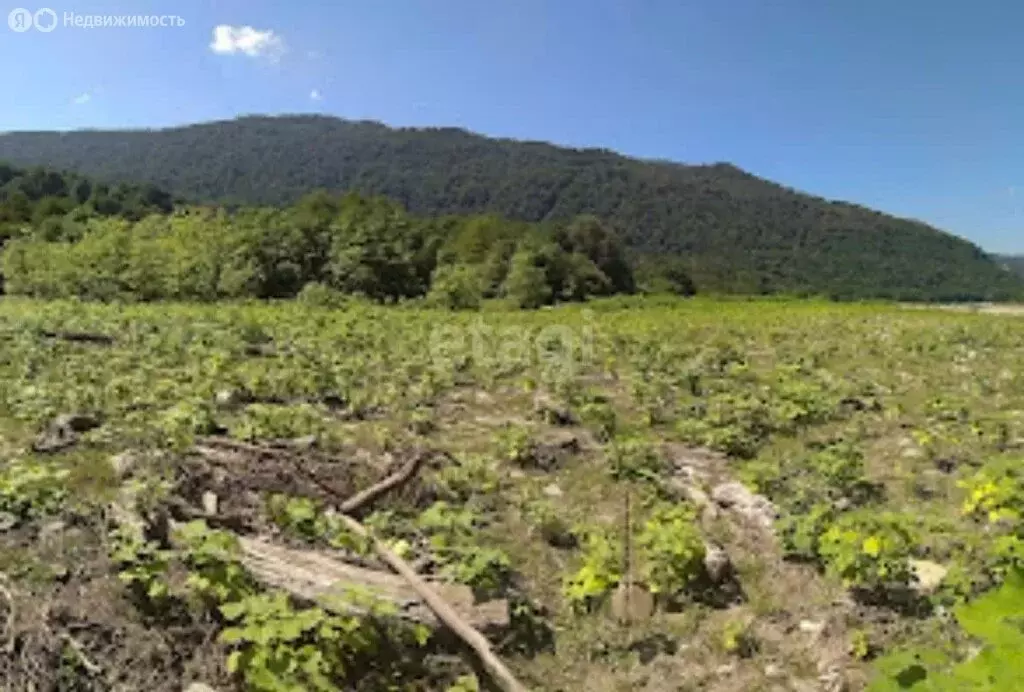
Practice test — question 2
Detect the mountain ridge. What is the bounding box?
[0,114,1020,300]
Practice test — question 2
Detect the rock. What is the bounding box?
[214,389,251,409]
[798,620,826,639]
[202,492,219,516]
[110,451,140,479]
[291,435,318,449]
[703,542,732,583]
[532,392,576,426]
[764,664,785,679]
[711,482,778,529]
[33,413,101,453]
[530,432,582,471]
[610,583,655,624]
[184,684,219,692]
[911,559,948,594]
[789,680,819,692]
[544,430,581,453]
[0,512,18,532]
[686,485,712,507]
[819,665,847,692]
[39,519,67,540]
[664,447,721,515]
[542,483,564,499]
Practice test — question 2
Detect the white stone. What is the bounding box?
[110,451,139,479]
[202,491,219,516]
[542,483,564,498]
[799,620,826,637]
[711,482,778,528]
[911,559,948,593]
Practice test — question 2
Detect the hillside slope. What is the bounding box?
[1,115,1021,300]
[996,255,1024,277]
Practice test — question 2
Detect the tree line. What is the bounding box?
[2,189,673,307]
[0,162,174,243]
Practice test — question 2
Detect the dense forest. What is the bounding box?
[0,116,1021,300]
[0,162,174,243]
[996,254,1024,278]
[1,175,649,306]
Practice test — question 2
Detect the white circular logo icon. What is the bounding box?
[8,7,33,31]
[33,7,56,32]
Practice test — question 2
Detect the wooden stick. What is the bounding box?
[311,449,526,691]
[60,633,103,675]
[338,450,429,514]
[0,574,15,655]
[336,513,528,692]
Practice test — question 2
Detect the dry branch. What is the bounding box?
[0,574,15,655]
[336,514,528,692]
[60,633,103,675]
[307,448,527,692]
[338,450,430,514]
[39,329,115,345]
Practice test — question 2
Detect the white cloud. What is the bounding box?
[310,89,323,101]
[71,92,91,105]
[210,25,285,61]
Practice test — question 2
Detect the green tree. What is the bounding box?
[426,263,484,310]
[503,248,552,308]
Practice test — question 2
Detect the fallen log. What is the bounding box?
[107,491,509,634]
[234,535,510,633]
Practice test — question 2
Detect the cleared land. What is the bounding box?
[1,296,1023,691]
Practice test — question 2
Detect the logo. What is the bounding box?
[8,7,57,32]
[7,7,31,31]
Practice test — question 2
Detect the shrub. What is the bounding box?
[959,460,1024,524]
[818,511,917,593]
[296,282,350,309]
[637,503,706,602]
[426,264,484,310]
[606,437,668,484]
[563,528,622,611]
[503,249,552,309]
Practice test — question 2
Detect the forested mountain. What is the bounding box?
[0,115,1021,300]
[996,255,1024,278]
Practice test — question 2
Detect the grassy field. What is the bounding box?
[1,295,1023,691]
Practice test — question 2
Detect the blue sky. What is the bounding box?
[1,0,1023,253]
